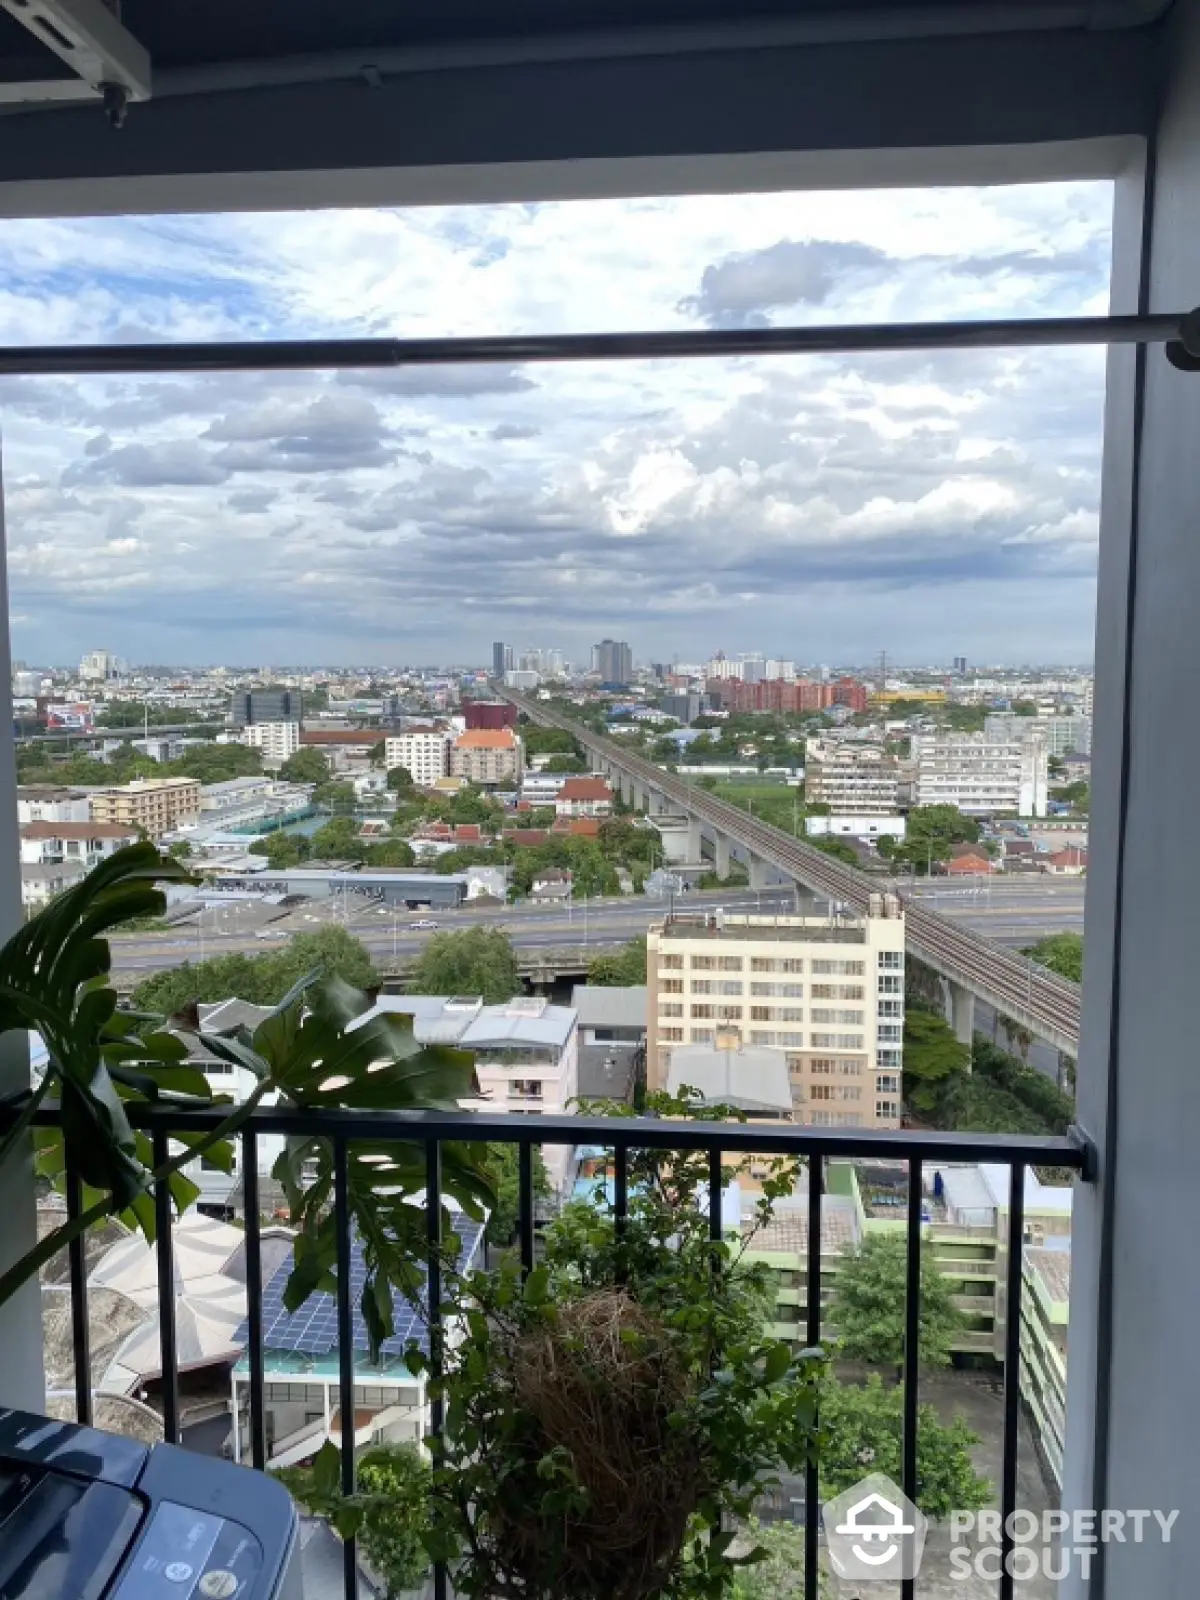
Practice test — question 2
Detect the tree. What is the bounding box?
[278,1442,430,1599]
[811,835,859,866]
[167,742,263,784]
[586,935,647,987]
[280,747,331,784]
[369,739,387,767]
[484,1143,552,1247]
[365,838,415,868]
[310,816,369,861]
[313,779,357,813]
[1024,932,1083,984]
[386,764,416,793]
[408,926,521,1002]
[542,753,586,773]
[249,831,311,869]
[886,805,980,876]
[818,1375,991,1518]
[128,925,378,1013]
[902,1008,970,1117]
[166,838,193,860]
[831,1233,964,1371]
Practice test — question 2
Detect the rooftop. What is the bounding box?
[20,820,138,840]
[1026,1244,1072,1308]
[455,729,518,749]
[360,994,577,1051]
[655,914,875,946]
[570,984,648,1030]
[742,1203,861,1257]
[667,1042,794,1116]
[556,777,613,800]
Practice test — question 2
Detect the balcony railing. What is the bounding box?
[30,1103,1089,1600]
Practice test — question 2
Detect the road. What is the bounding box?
[108,880,1085,975]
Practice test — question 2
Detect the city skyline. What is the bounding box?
[0,180,1111,665]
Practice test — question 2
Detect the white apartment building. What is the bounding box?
[16,786,90,825]
[646,898,905,1130]
[765,660,797,681]
[79,649,115,682]
[911,732,1048,817]
[19,820,139,866]
[384,726,453,787]
[357,994,579,1188]
[805,737,900,815]
[240,720,301,766]
[983,712,1092,758]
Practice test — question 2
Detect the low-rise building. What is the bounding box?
[90,777,203,839]
[21,860,87,909]
[531,867,573,902]
[646,898,905,1129]
[19,819,139,867]
[1020,1244,1071,1489]
[17,786,90,825]
[450,728,523,788]
[805,738,900,815]
[554,776,614,818]
[805,814,906,841]
[984,711,1092,758]
[384,726,453,787]
[239,720,301,766]
[1042,845,1088,876]
[911,732,1048,817]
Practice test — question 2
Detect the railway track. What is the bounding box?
[500,691,1081,1055]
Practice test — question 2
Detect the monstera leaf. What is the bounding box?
[184,981,495,1362]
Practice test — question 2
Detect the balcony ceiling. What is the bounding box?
[0,0,1171,214]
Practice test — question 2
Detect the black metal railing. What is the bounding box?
[33,1104,1090,1600]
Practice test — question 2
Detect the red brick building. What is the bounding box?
[463,700,518,731]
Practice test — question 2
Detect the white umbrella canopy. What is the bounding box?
[89,1210,245,1308]
[101,1273,247,1393]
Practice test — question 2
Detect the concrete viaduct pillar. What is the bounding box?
[687,815,703,863]
[947,981,976,1048]
[713,834,731,881]
[748,856,773,891]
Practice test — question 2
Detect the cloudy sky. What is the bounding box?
[0,180,1111,669]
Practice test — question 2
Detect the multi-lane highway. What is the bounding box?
[108,879,1085,979]
[497,689,1084,1055]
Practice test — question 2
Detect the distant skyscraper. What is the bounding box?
[593,639,633,685]
[229,689,303,727]
[492,641,508,679]
[954,655,969,675]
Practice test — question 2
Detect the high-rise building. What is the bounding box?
[984,712,1092,758]
[240,721,301,766]
[953,656,969,674]
[79,650,115,683]
[646,899,905,1128]
[451,728,524,787]
[491,642,513,679]
[592,639,633,685]
[911,732,1049,816]
[229,689,303,727]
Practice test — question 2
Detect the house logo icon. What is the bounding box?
[823,1472,928,1581]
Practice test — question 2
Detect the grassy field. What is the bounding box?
[711,781,805,837]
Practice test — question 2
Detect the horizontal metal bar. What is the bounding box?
[0,313,1185,378]
[22,1100,1087,1167]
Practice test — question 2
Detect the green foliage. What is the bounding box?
[280,747,331,784]
[727,1520,808,1599]
[166,839,193,860]
[168,742,263,784]
[818,1375,991,1518]
[882,805,980,875]
[386,764,416,793]
[542,754,587,773]
[408,926,521,1003]
[586,935,647,987]
[902,1009,970,1118]
[831,1233,964,1371]
[969,1039,1074,1132]
[249,831,312,868]
[1024,932,1084,984]
[310,816,368,861]
[412,1108,824,1600]
[1050,780,1089,812]
[0,850,489,1331]
[365,838,416,869]
[484,1142,552,1246]
[508,838,620,899]
[521,725,582,757]
[811,835,859,866]
[312,779,357,812]
[278,1442,431,1599]
[433,845,502,875]
[129,925,380,1014]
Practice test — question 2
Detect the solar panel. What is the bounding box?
[235,1214,485,1363]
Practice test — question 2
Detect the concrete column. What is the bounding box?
[948,982,975,1048]
[1064,18,1200,1591]
[713,834,731,881]
[687,815,702,863]
[0,460,45,1410]
[748,856,773,891]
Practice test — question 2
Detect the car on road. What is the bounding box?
[410,918,439,930]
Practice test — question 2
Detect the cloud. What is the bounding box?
[335,365,535,398]
[65,440,230,488]
[681,240,889,327]
[490,423,540,441]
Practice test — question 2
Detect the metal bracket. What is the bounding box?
[0,0,150,113]
[1067,1122,1100,1183]
[1165,306,1200,370]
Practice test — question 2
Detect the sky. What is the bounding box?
[0,180,1112,669]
